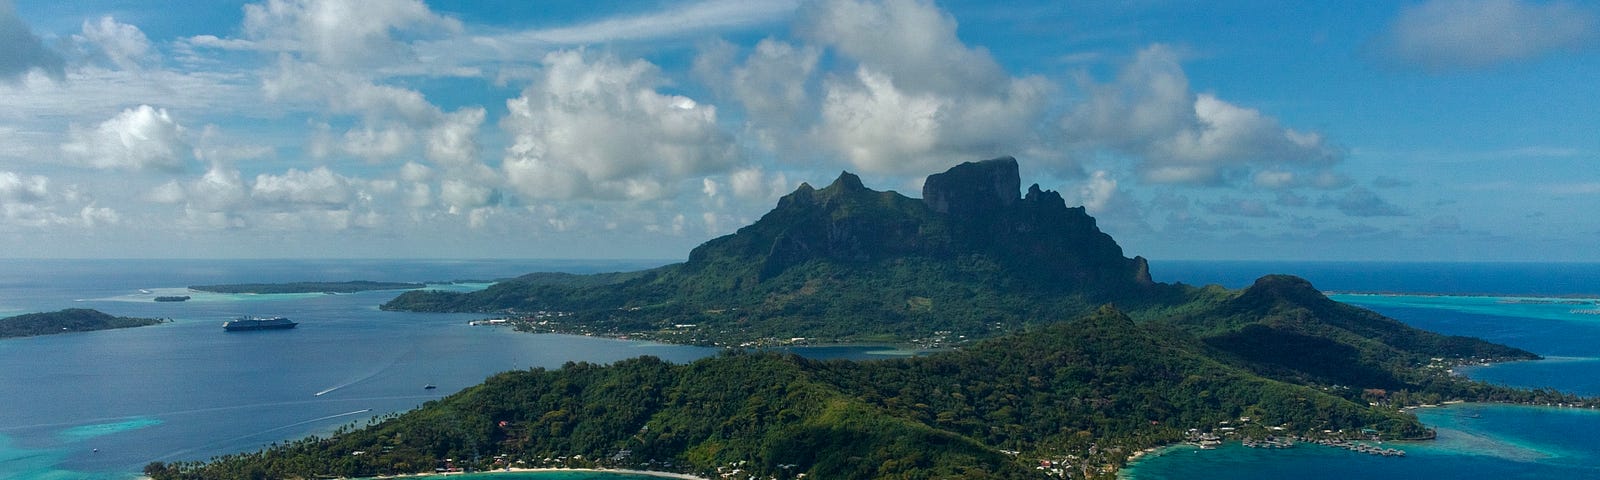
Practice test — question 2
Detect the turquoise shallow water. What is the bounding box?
[1126,280,1600,479]
[5,260,1599,479]
[1332,293,1600,396]
[0,260,709,480]
[386,473,679,480]
[1121,404,1600,479]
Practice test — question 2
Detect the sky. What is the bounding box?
[0,0,1596,261]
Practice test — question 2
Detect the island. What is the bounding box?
[0,308,166,339]
[188,280,426,294]
[159,158,1578,480]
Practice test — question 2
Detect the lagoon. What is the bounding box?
[1124,261,1600,479]
[4,260,1599,479]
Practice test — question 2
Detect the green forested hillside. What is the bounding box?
[148,308,1433,480]
[0,308,164,339]
[1162,275,1535,389]
[383,160,1176,345]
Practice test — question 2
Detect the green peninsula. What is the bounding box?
[1,308,165,339]
[189,280,426,294]
[164,158,1561,479]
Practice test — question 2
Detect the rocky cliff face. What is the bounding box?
[921,157,1153,287]
[687,157,1151,290]
[922,157,1020,217]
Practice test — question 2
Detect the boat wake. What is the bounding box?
[312,346,413,396]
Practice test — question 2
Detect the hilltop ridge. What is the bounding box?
[684,157,1148,290]
[387,158,1162,345]
[383,159,1531,369]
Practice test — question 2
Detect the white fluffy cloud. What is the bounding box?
[1061,46,1339,185]
[802,0,1049,174]
[251,167,354,207]
[223,0,460,67]
[157,164,395,231]
[0,170,118,228]
[502,50,739,201]
[60,105,192,172]
[695,38,821,155]
[1379,0,1596,70]
[427,107,485,167]
[1078,170,1118,213]
[75,16,152,70]
[264,59,440,123]
[0,0,63,82]
[265,59,486,166]
[186,164,249,212]
[338,126,412,162]
[729,166,791,200]
[440,179,495,212]
[0,170,48,204]
[700,38,819,126]
[803,0,1006,95]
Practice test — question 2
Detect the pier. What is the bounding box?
[1311,438,1406,457]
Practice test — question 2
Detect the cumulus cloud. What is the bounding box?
[75,16,152,70]
[1378,0,1596,70]
[265,59,441,123]
[502,50,738,201]
[1078,170,1119,213]
[727,40,818,122]
[0,0,64,82]
[695,38,821,154]
[146,180,186,203]
[1061,45,1339,185]
[399,161,433,182]
[157,164,395,231]
[440,179,496,212]
[1073,170,1146,233]
[252,167,354,207]
[186,164,249,213]
[427,107,485,167]
[266,59,485,166]
[802,0,1006,95]
[729,166,791,200]
[60,105,192,172]
[0,171,118,228]
[339,126,411,162]
[803,0,1050,174]
[0,170,49,204]
[200,0,461,67]
[0,171,55,226]
[701,178,720,198]
[79,204,119,226]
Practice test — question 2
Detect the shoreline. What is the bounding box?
[372,467,711,480]
[1326,291,1600,301]
[1118,402,1600,479]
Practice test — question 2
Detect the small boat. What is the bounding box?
[424,384,437,390]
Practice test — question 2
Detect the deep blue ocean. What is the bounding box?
[0,259,1596,479]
